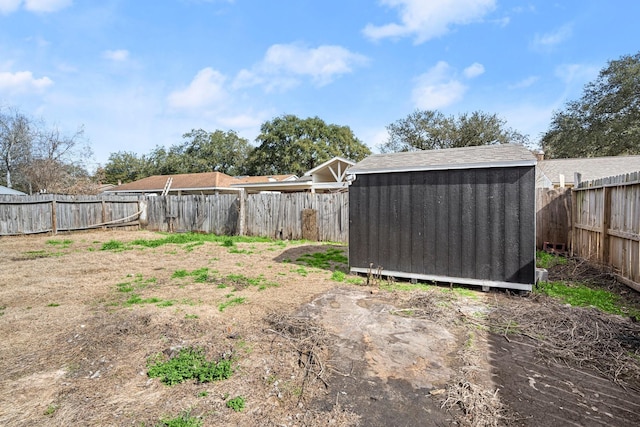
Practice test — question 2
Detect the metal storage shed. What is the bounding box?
[348,144,537,291]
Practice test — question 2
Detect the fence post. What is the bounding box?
[238,190,246,237]
[570,188,577,257]
[51,200,57,235]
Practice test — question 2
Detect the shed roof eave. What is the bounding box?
[349,159,537,175]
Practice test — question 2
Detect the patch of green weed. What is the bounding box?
[226,396,245,412]
[43,404,58,416]
[185,314,199,319]
[123,294,162,306]
[296,248,348,270]
[158,410,203,427]
[535,281,634,316]
[292,267,308,277]
[172,270,188,278]
[536,250,568,269]
[46,303,60,307]
[147,347,233,385]
[46,239,72,248]
[331,271,346,282]
[101,240,126,251]
[219,297,246,312]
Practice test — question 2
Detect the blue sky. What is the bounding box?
[1,0,639,170]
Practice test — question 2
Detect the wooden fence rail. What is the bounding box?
[572,171,640,292]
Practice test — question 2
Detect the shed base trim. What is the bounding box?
[349,267,533,292]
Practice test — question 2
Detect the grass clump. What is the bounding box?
[535,281,633,316]
[536,250,568,269]
[158,410,203,427]
[171,267,213,283]
[296,248,348,270]
[219,296,246,312]
[124,294,162,306]
[43,404,58,416]
[46,239,72,248]
[147,347,233,386]
[226,396,245,412]
[330,270,346,282]
[101,240,126,251]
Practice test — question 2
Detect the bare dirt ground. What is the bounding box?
[0,230,639,426]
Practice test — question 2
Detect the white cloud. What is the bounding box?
[508,76,539,89]
[0,0,21,14]
[0,70,53,93]
[102,49,129,62]
[0,0,71,13]
[24,0,72,12]
[412,61,484,110]
[532,24,572,50]
[554,63,599,85]
[463,62,484,78]
[233,43,368,91]
[167,67,227,109]
[363,0,496,44]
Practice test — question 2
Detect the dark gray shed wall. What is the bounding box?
[349,166,536,285]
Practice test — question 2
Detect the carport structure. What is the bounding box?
[348,144,537,291]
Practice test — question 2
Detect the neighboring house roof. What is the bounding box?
[349,144,536,175]
[232,157,356,193]
[0,185,27,195]
[536,155,640,188]
[104,172,296,195]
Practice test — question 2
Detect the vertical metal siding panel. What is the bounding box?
[475,170,491,280]
[460,169,476,279]
[410,171,425,274]
[435,171,449,276]
[387,173,401,271]
[504,168,521,282]
[423,171,438,274]
[398,172,412,273]
[518,167,536,283]
[367,174,381,268]
[447,170,463,278]
[377,174,391,270]
[489,169,506,281]
[348,179,362,267]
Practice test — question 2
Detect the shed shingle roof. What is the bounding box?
[348,144,536,174]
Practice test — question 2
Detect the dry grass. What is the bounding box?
[0,230,347,426]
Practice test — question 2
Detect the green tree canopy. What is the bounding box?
[103,129,252,184]
[380,110,529,153]
[542,52,640,158]
[103,151,148,184]
[246,115,371,176]
[179,129,252,176]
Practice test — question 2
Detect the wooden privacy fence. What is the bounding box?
[572,172,640,291]
[0,192,350,243]
[536,187,572,251]
[0,194,141,235]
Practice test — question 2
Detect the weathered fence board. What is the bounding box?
[243,192,348,242]
[0,192,347,241]
[0,195,140,235]
[144,194,238,235]
[573,172,640,291]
